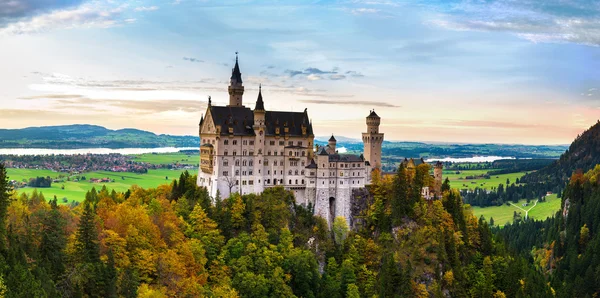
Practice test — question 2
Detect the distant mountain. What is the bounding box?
[522,120,600,184]
[315,136,362,143]
[0,124,199,149]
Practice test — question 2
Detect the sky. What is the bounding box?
[1,0,599,145]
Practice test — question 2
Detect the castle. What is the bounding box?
[197,55,442,226]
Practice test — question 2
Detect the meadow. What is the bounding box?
[8,165,191,203]
[132,152,198,165]
[471,194,561,227]
[444,169,527,190]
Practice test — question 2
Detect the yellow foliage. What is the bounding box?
[412,282,429,298]
[493,290,507,298]
[443,270,454,287]
[137,283,168,298]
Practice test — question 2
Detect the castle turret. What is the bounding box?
[434,161,443,197]
[253,85,266,193]
[228,53,244,107]
[327,134,337,154]
[362,110,384,170]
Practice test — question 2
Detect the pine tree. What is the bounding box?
[0,164,10,250]
[76,201,100,264]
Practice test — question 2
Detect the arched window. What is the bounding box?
[235,160,240,166]
[224,140,229,145]
[302,179,304,184]
[295,170,298,175]
[289,179,292,185]
[224,150,228,156]
[289,151,293,156]
[223,159,229,166]
[249,160,253,166]
[301,170,304,175]
[235,170,239,175]
[295,179,298,184]
[242,160,247,166]
[302,151,305,156]
[288,170,292,175]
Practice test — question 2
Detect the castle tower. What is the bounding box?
[434,161,443,197]
[228,54,244,107]
[362,110,384,170]
[327,134,337,154]
[253,85,266,193]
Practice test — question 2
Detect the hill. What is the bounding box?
[0,124,199,149]
[521,120,600,185]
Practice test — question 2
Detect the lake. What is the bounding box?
[0,147,198,156]
[425,156,517,163]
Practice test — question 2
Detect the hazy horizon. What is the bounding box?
[2,0,599,145]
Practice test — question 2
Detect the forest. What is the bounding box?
[0,162,552,297]
[496,165,600,297]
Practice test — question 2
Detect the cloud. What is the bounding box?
[345,71,364,77]
[427,0,600,46]
[298,99,399,108]
[134,6,159,12]
[351,8,380,15]
[183,57,204,63]
[19,94,84,99]
[0,2,134,35]
[0,0,84,21]
[306,74,321,81]
[329,74,346,80]
[51,96,207,114]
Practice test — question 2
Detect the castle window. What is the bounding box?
[242,180,247,185]
[243,140,247,145]
[268,151,271,156]
[289,179,292,184]
[242,171,246,175]
[249,180,254,185]
[279,141,284,145]
[233,140,238,145]
[289,170,292,175]
[270,141,275,145]
[258,149,262,154]
[298,141,302,146]
[249,160,254,166]
[301,170,305,175]
[302,179,304,184]
[310,172,314,175]
[249,170,253,175]
[236,180,239,185]
[323,181,325,185]
[223,171,229,176]
[289,151,293,156]
[243,160,247,166]
[249,141,254,145]
[264,160,268,166]
[301,151,305,157]
[289,141,293,146]
[223,160,229,166]
[340,181,343,184]
[235,160,240,166]
[281,151,284,156]
[224,140,229,145]
[274,161,278,166]
[224,150,228,156]
[295,170,299,175]
[280,179,283,183]
[274,151,278,156]
[267,179,271,184]
[212,140,215,144]
[301,161,305,166]
[233,151,237,156]
[267,170,270,175]
[274,180,277,185]
[243,150,247,156]
[295,179,298,184]
[249,151,254,156]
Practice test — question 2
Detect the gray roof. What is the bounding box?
[305,158,318,169]
[208,105,314,137]
[328,153,364,163]
[231,56,242,84]
[255,86,265,111]
[368,110,380,118]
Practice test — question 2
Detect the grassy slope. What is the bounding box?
[471,194,561,227]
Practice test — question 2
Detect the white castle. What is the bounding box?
[197,55,437,226]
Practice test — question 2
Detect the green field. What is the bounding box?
[445,170,528,190]
[132,152,198,165]
[471,194,561,227]
[8,168,190,203]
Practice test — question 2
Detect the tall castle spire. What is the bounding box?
[255,84,265,111]
[228,52,244,107]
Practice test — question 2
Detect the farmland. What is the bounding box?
[471,194,561,227]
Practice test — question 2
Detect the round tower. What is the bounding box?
[362,110,384,171]
[434,161,443,196]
